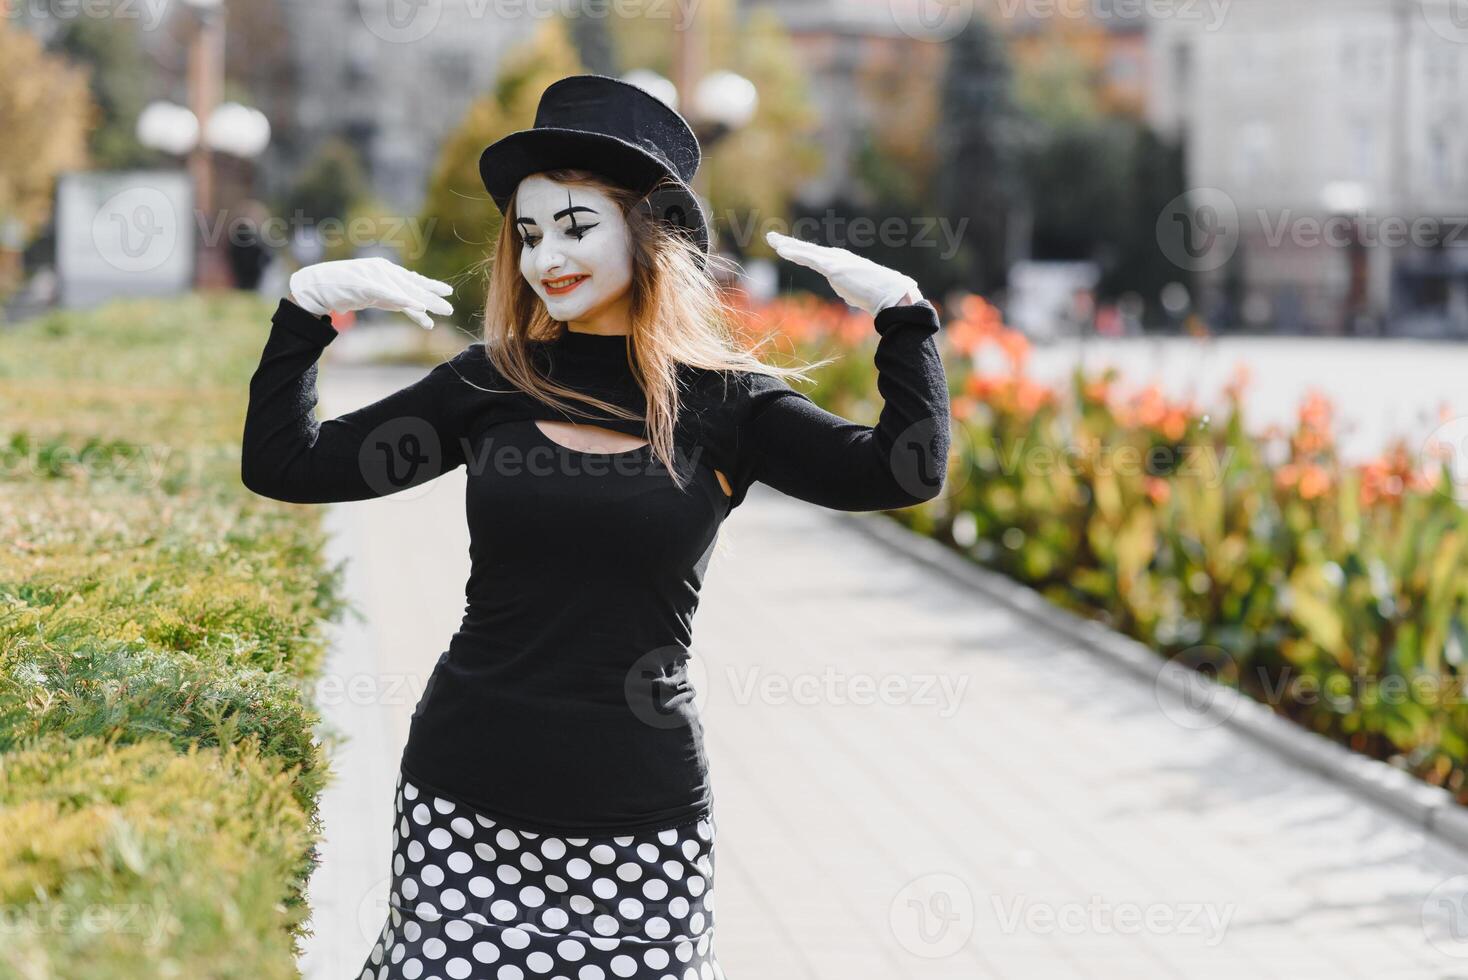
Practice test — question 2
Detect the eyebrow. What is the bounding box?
[515,190,601,232]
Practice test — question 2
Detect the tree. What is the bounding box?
[279,137,372,229]
[0,21,92,243]
[935,15,1023,294]
[417,20,586,327]
[49,17,155,171]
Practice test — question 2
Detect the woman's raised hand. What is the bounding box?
[764,230,923,316]
[288,257,454,330]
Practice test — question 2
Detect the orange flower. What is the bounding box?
[1298,465,1331,500]
[1145,477,1171,505]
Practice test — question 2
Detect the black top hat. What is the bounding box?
[478,74,712,262]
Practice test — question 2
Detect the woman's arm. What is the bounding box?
[734,299,950,512]
[241,298,470,503]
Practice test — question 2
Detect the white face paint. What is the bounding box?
[515,174,634,328]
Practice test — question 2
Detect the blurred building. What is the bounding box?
[281,0,538,214]
[1150,0,1468,336]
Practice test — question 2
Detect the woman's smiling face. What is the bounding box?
[515,174,634,323]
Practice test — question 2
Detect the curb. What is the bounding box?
[839,509,1468,857]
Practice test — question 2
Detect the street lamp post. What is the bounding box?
[183,0,228,288]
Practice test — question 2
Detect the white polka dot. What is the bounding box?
[447,851,473,874]
[645,916,670,939]
[498,967,524,980]
[696,935,710,956]
[589,845,616,865]
[433,796,456,814]
[522,831,540,840]
[643,879,668,901]
[428,828,453,850]
[469,876,494,897]
[407,841,425,863]
[393,854,405,875]
[475,842,497,862]
[543,907,569,930]
[567,858,592,880]
[526,951,554,974]
[593,914,619,936]
[701,961,714,980]
[501,927,530,950]
[669,897,689,918]
[451,817,474,838]
[568,838,589,847]
[490,899,518,920]
[637,843,659,862]
[403,921,422,942]
[402,958,423,979]
[414,901,441,921]
[472,941,499,964]
[403,782,418,800]
[519,885,546,907]
[680,841,699,860]
[657,830,677,845]
[644,947,670,969]
[619,897,643,919]
[412,804,432,825]
[674,941,693,962]
[420,864,444,886]
[696,820,711,840]
[465,912,489,926]
[370,943,384,964]
[445,919,474,942]
[497,865,522,885]
[577,966,604,980]
[592,878,617,900]
[446,957,472,979]
[690,911,705,932]
[392,943,406,964]
[422,937,446,960]
[542,839,567,860]
[662,861,684,880]
[569,895,594,914]
[400,817,410,838]
[520,852,544,872]
[615,863,642,882]
[496,829,520,850]
[401,878,419,900]
[475,814,496,829]
[687,875,705,897]
[545,875,569,893]
[441,888,465,911]
[610,955,637,978]
[589,936,619,952]
[556,939,585,960]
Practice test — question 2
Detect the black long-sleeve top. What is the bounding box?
[242,297,950,834]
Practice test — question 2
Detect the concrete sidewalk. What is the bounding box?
[300,365,1468,980]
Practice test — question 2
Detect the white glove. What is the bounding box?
[765,230,923,316]
[288,257,454,330]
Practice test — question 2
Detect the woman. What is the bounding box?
[242,74,951,980]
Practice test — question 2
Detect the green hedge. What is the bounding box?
[0,293,345,977]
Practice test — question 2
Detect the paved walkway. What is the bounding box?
[300,363,1468,980]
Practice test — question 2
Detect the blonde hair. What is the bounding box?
[475,168,828,491]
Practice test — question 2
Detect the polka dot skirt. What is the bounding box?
[357,771,726,980]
